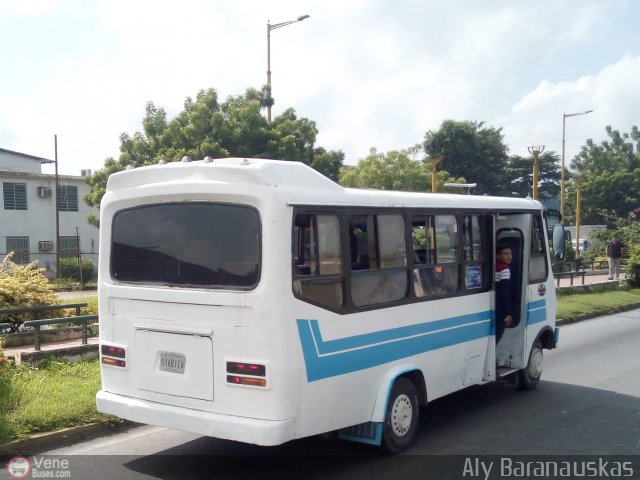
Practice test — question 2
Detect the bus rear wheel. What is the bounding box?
[381,377,419,453]
[518,340,543,390]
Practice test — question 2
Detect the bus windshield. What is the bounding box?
[110,202,260,288]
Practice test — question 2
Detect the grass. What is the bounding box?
[0,359,109,444]
[556,287,640,321]
[49,279,97,289]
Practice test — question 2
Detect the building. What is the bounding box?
[0,147,99,278]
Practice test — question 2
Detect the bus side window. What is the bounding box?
[293,213,344,310]
[529,214,548,283]
[413,214,459,298]
[462,215,485,290]
[350,214,408,307]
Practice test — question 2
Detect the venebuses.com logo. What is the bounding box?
[6,457,30,479]
[5,456,71,478]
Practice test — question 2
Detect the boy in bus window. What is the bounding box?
[495,244,514,343]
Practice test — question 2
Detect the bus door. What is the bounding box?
[495,213,531,370]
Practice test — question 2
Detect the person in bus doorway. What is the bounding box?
[607,234,624,280]
[495,243,514,343]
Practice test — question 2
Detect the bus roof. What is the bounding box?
[105,157,543,212]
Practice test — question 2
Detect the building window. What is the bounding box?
[6,236,30,264]
[57,185,78,212]
[59,235,80,258]
[3,182,27,210]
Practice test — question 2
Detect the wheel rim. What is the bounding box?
[528,347,543,379]
[391,394,413,437]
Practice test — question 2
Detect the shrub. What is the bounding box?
[626,244,640,287]
[58,258,96,283]
[0,336,5,365]
[0,254,63,331]
[0,253,58,312]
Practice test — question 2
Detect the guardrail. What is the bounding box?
[24,315,98,351]
[0,303,88,334]
[554,270,586,287]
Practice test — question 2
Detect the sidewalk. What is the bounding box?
[4,336,99,361]
[555,271,624,288]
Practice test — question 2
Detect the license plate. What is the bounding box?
[159,352,186,374]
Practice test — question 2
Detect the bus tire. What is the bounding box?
[381,377,419,453]
[518,340,543,390]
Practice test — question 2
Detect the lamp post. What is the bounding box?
[267,14,310,122]
[429,156,441,193]
[527,145,545,200]
[576,183,581,259]
[529,145,543,200]
[561,110,593,223]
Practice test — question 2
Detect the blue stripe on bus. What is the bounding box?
[297,312,492,382]
[526,299,547,325]
[309,311,493,355]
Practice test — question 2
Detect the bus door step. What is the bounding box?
[337,422,383,446]
[496,367,519,384]
[497,367,519,377]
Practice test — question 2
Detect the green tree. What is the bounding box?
[504,151,561,199]
[423,120,509,195]
[84,86,343,226]
[339,146,464,192]
[566,126,640,224]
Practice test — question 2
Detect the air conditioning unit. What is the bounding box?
[81,169,92,177]
[38,241,54,252]
[37,187,53,198]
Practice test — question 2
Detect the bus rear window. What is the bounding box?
[111,203,260,288]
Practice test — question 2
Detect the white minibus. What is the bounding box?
[96,158,560,452]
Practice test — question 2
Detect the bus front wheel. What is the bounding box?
[518,340,543,390]
[381,377,419,453]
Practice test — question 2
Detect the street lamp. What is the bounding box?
[428,156,441,193]
[561,109,593,223]
[527,145,545,200]
[267,14,310,122]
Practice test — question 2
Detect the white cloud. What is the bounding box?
[502,54,640,163]
[0,0,57,14]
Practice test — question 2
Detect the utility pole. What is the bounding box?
[76,226,83,284]
[54,135,60,279]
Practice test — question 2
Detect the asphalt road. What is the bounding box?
[3,309,639,479]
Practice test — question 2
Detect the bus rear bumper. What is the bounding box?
[96,390,296,446]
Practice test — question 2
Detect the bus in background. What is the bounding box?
[96,158,561,452]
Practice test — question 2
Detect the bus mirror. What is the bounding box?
[552,224,565,260]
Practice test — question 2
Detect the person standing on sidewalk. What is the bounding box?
[606,235,624,280]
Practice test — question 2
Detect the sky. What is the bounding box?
[0,0,639,176]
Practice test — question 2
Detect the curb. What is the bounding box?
[0,420,139,457]
[556,301,640,326]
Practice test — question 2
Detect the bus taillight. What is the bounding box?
[102,357,126,368]
[227,361,266,377]
[101,344,126,358]
[226,375,267,387]
[226,361,267,387]
[101,343,127,368]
